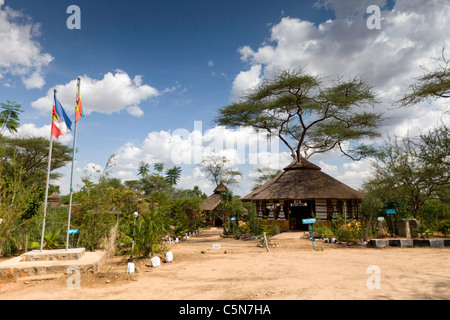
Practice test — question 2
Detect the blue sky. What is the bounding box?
[1,0,449,196]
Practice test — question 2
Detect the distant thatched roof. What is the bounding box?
[243,157,365,202]
[213,181,228,193]
[202,182,229,212]
[202,193,222,212]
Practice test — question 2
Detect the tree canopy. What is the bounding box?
[397,48,450,106]
[215,69,383,161]
[363,124,449,219]
[1,136,72,187]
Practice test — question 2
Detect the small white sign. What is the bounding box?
[377,217,385,221]
[213,244,221,250]
[126,262,135,274]
[151,256,161,268]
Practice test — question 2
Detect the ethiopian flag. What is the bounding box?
[51,93,72,139]
[75,80,83,122]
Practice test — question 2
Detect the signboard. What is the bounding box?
[291,202,308,207]
[68,229,79,235]
[377,217,385,221]
[230,217,236,221]
[302,218,317,224]
[302,218,317,251]
[386,209,396,237]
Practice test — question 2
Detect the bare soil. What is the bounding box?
[0,228,449,300]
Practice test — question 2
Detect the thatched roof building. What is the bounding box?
[202,182,228,212]
[243,157,365,230]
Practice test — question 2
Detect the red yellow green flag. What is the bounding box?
[75,80,83,122]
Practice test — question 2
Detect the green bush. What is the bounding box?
[313,224,334,239]
[438,220,450,237]
[270,224,280,236]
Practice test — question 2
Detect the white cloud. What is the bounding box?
[127,106,144,117]
[4,123,73,144]
[207,60,214,67]
[232,0,450,112]
[110,124,292,193]
[227,0,450,193]
[22,70,46,89]
[337,159,373,190]
[0,2,53,88]
[231,64,262,101]
[31,70,160,117]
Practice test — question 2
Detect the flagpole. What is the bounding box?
[66,77,81,251]
[40,90,57,252]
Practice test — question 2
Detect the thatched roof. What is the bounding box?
[213,181,228,193]
[243,157,365,202]
[202,182,229,212]
[202,193,222,212]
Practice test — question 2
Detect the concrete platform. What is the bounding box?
[0,250,107,280]
[21,248,85,262]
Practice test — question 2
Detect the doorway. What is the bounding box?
[289,200,314,231]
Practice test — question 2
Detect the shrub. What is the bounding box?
[438,220,450,237]
[270,224,280,236]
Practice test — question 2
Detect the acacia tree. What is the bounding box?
[215,69,382,161]
[200,155,242,188]
[366,124,449,219]
[397,48,450,106]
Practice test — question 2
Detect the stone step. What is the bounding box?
[19,273,64,282]
[21,248,85,262]
[0,251,107,280]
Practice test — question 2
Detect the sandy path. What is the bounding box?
[0,227,449,300]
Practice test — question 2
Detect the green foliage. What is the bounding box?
[133,204,170,258]
[170,197,204,237]
[312,224,334,239]
[0,153,37,254]
[0,136,72,188]
[0,100,23,135]
[270,224,280,236]
[165,166,182,186]
[243,202,260,235]
[397,48,450,106]
[216,191,244,235]
[43,230,65,249]
[330,216,364,242]
[438,220,450,237]
[363,124,449,220]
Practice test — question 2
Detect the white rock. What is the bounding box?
[151,256,161,268]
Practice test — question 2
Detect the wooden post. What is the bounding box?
[263,232,270,252]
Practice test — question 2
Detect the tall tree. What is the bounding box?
[200,155,242,188]
[215,69,382,161]
[365,124,449,219]
[0,100,23,135]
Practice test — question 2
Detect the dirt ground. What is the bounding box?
[0,227,449,300]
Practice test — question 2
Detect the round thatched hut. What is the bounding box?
[242,157,365,230]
